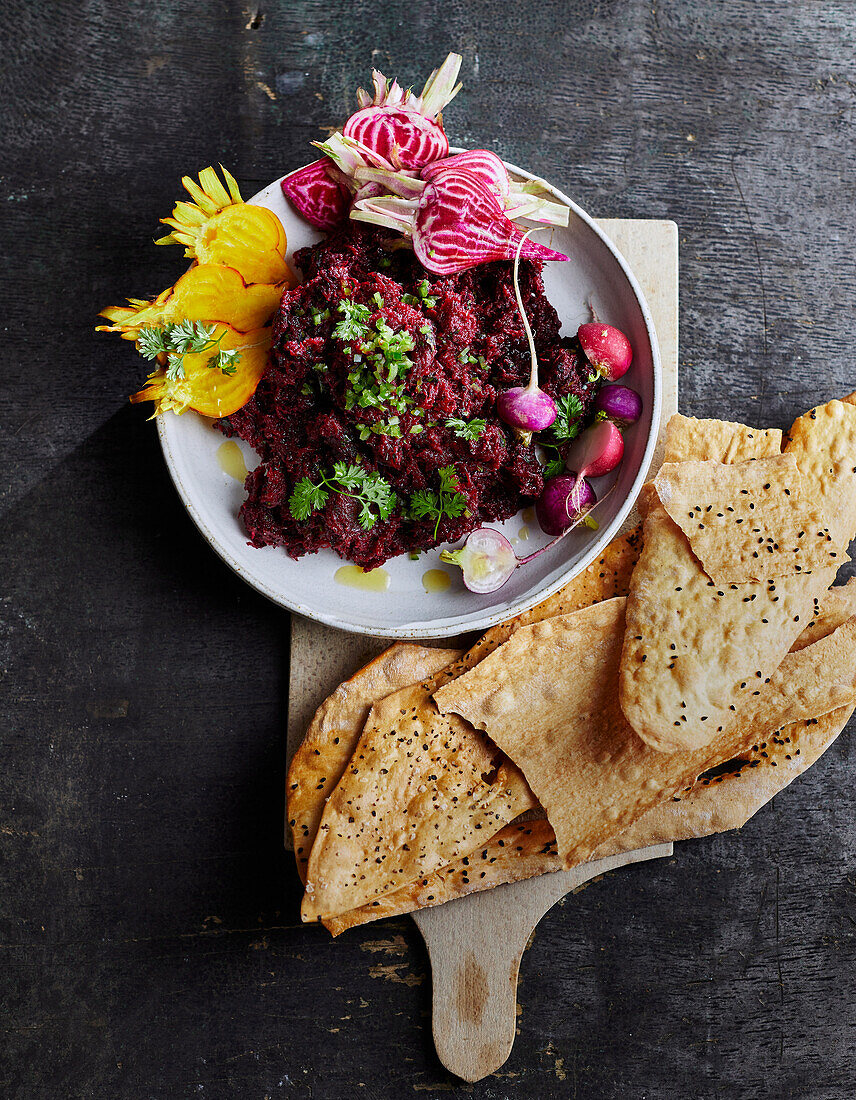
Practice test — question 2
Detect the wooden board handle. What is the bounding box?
[413,843,672,1082]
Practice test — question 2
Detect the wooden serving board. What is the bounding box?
[286,219,679,1082]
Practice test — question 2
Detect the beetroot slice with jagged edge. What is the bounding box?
[281,159,349,231]
[344,105,450,170]
[412,169,568,275]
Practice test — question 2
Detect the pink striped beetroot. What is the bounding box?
[281,160,348,231]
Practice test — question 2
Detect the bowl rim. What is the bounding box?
[157,159,662,638]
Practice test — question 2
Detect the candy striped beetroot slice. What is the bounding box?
[413,169,568,275]
[422,148,511,199]
[344,105,449,170]
[281,159,348,231]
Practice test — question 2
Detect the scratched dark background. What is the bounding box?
[2,1,856,1097]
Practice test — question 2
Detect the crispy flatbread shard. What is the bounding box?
[301,681,538,921]
[791,576,856,651]
[611,703,855,850]
[434,603,856,867]
[438,524,643,682]
[620,500,839,752]
[320,581,856,935]
[664,415,783,463]
[287,643,462,882]
[323,819,561,935]
[653,456,844,584]
[784,396,856,550]
[326,701,855,935]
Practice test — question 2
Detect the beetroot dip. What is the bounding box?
[216,224,597,570]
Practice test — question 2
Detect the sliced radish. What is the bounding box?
[440,528,518,593]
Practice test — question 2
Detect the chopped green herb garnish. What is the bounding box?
[288,461,397,531]
[138,321,242,381]
[332,297,416,433]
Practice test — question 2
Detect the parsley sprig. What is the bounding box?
[137,321,241,382]
[551,393,584,442]
[409,465,468,542]
[540,452,566,479]
[445,417,487,443]
[288,462,397,531]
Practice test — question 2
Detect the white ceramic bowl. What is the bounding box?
[157,161,661,637]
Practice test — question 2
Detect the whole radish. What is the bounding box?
[593,384,642,429]
[536,474,598,536]
[578,322,632,381]
[495,230,558,444]
[564,420,625,480]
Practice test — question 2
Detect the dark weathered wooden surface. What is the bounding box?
[2,2,855,1096]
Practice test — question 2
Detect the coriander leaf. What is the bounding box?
[408,489,438,521]
[542,455,566,479]
[445,417,486,443]
[437,465,463,495]
[357,501,377,530]
[288,478,329,521]
[409,466,468,542]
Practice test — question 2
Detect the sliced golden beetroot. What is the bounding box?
[98,263,291,337]
[156,165,291,285]
[129,324,271,418]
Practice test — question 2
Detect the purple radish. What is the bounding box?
[536,474,598,536]
[439,528,518,593]
[496,229,558,443]
[564,420,625,479]
[578,322,633,381]
[280,159,349,230]
[593,384,642,429]
[497,388,557,433]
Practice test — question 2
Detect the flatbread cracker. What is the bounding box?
[301,680,538,921]
[287,643,462,882]
[440,524,643,680]
[784,396,856,551]
[434,603,856,867]
[611,703,854,849]
[623,399,856,755]
[664,415,783,463]
[653,456,843,584]
[791,576,856,650]
[620,499,840,752]
[327,699,855,935]
[322,583,856,934]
